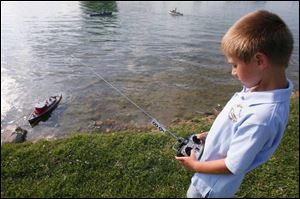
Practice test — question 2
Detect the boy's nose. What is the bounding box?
[231,68,238,78]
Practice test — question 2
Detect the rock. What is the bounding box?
[95,120,103,126]
[195,110,214,116]
[196,104,223,117]
[1,125,28,144]
[213,104,223,116]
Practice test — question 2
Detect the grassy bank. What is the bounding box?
[1,92,299,198]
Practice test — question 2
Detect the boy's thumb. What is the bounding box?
[190,148,196,157]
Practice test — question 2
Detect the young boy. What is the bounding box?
[175,10,294,198]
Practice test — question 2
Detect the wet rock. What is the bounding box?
[1,125,28,144]
[196,104,223,117]
[195,110,214,116]
[95,121,103,126]
[213,104,223,116]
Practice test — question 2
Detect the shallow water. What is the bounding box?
[1,1,299,141]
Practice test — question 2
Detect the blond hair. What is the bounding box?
[221,10,293,68]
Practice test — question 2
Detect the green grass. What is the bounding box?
[1,93,299,198]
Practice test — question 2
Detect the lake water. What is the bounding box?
[1,1,299,141]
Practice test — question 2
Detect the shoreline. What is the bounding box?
[2,90,298,144]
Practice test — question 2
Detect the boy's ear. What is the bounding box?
[254,52,268,70]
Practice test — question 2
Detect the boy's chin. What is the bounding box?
[242,82,261,90]
[243,84,252,89]
[241,82,251,88]
[241,79,262,89]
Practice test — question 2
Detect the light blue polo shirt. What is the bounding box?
[191,79,293,198]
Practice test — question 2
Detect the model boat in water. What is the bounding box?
[169,9,183,16]
[28,94,62,127]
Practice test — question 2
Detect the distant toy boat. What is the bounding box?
[169,9,183,16]
[90,11,112,17]
[28,94,62,127]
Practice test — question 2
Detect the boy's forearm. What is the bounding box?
[193,159,232,174]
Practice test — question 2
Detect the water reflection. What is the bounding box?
[79,1,118,14]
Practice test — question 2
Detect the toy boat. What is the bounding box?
[28,94,62,127]
[169,10,183,16]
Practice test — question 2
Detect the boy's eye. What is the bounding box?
[232,64,237,68]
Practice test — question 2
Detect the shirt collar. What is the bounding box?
[236,79,293,105]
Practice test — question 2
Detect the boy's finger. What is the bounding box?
[191,148,195,155]
[190,148,196,158]
[175,156,187,161]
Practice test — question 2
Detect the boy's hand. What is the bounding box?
[175,148,198,171]
[197,132,208,143]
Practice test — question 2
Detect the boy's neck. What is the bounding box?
[250,67,288,92]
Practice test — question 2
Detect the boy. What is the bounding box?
[175,10,294,198]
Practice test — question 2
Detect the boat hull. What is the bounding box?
[90,12,112,17]
[169,11,183,16]
[28,94,62,127]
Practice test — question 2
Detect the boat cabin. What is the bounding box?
[34,102,47,114]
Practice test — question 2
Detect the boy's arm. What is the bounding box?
[175,149,232,174]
